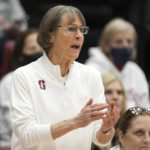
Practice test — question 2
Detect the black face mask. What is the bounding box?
[110,47,132,68]
[21,52,43,66]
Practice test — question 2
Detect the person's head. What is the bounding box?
[37,5,89,61]
[99,18,137,69]
[118,107,150,150]
[101,72,126,117]
[10,28,43,70]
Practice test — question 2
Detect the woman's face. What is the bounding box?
[105,80,124,113]
[23,33,42,55]
[49,14,84,62]
[119,115,150,150]
[109,29,135,48]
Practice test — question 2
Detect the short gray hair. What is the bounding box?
[37,5,86,54]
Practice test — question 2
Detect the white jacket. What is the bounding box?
[110,145,121,150]
[0,72,13,147]
[85,47,150,108]
[11,53,109,150]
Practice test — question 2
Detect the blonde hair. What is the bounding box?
[101,72,126,117]
[99,18,137,59]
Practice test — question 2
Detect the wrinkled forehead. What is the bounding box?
[60,13,85,25]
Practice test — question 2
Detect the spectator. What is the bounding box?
[0,28,43,149]
[110,107,150,150]
[85,18,150,108]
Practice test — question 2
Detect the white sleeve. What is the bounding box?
[141,77,150,108]
[0,73,12,146]
[92,120,112,147]
[10,70,54,148]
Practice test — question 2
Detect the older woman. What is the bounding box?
[10,5,119,150]
[92,72,126,150]
[110,107,150,150]
[85,18,149,109]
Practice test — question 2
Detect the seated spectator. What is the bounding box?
[92,72,126,150]
[85,18,150,109]
[110,107,150,150]
[0,28,43,149]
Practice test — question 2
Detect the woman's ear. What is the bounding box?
[48,32,54,43]
[118,130,124,146]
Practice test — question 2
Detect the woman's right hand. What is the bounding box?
[51,99,109,139]
[73,98,109,128]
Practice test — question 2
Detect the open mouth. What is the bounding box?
[141,146,150,150]
[71,45,79,50]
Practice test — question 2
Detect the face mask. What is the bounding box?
[21,52,43,66]
[110,47,132,68]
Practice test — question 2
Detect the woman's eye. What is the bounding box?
[68,27,76,32]
[105,90,112,95]
[116,40,122,45]
[135,130,143,135]
[117,90,123,95]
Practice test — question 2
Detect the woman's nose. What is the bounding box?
[122,40,129,47]
[75,29,83,39]
[112,92,119,100]
[143,134,150,143]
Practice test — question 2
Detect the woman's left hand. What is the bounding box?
[100,103,120,133]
